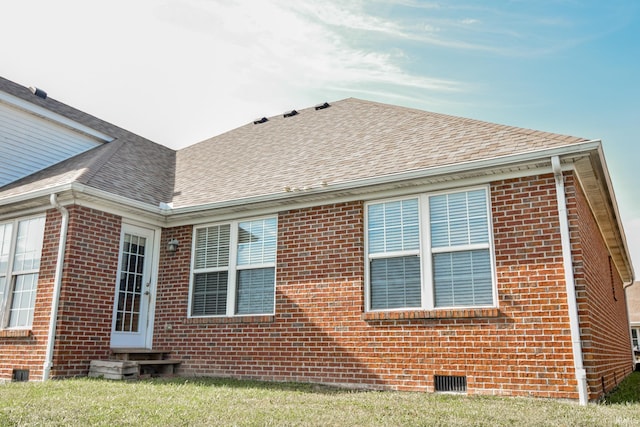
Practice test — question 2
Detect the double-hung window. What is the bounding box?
[366,187,495,311]
[0,216,46,329]
[190,217,277,317]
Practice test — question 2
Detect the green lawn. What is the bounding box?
[1,373,639,426]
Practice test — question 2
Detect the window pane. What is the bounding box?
[237,218,277,266]
[433,249,492,307]
[467,189,489,244]
[368,199,419,254]
[236,267,275,315]
[0,223,13,275]
[191,272,228,316]
[370,256,421,310]
[430,190,488,248]
[194,225,230,269]
[8,273,39,328]
[12,217,45,272]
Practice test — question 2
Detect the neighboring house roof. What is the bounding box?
[0,77,175,206]
[0,77,633,282]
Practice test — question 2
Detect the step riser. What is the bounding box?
[89,350,181,380]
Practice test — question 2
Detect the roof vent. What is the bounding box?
[253,117,268,125]
[283,110,298,118]
[29,86,47,99]
[314,102,330,110]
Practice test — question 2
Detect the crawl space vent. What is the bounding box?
[434,375,467,393]
[12,369,29,382]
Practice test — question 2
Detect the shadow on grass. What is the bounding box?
[603,371,640,405]
[91,376,370,395]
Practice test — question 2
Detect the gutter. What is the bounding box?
[42,194,69,381]
[552,156,588,405]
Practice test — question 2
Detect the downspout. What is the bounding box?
[552,156,588,405]
[43,194,69,381]
[623,280,637,371]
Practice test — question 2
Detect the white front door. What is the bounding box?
[110,224,157,348]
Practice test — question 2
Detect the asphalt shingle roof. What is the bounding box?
[0,83,588,209]
[172,98,587,208]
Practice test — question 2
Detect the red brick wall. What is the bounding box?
[151,175,602,399]
[2,171,630,401]
[567,174,634,399]
[0,209,60,381]
[50,206,121,377]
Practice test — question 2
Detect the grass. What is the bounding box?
[0,373,637,426]
[604,370,640,404]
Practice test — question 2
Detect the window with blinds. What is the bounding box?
[365,187,495,311]
[190,217,277,317]
[430,189,493,308]
[367,199,421,310]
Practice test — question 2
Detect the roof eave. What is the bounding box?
[0,182,165,222]
[168,140,603,217]
[573,145,634,283]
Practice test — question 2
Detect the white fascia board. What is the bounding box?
[593,145,635,282]
[0,91,114,142]
[0,183,165,225]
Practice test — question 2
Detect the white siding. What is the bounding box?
[0,102,104,186]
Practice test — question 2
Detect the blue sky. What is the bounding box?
[2,0,640,274]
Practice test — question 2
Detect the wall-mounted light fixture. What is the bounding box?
[167,238,179,252]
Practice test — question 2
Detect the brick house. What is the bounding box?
[0,76,634,404]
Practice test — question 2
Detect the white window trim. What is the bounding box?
[364,185,497,313]
[188,215,277,318]
[0,214,46,329]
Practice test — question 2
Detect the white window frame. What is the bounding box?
[0,215,46,329]
[632,327,640,351]
[365,185,497,312]
[188,215,277,317]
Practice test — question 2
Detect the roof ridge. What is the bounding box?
[74,138,127,185]
[330,97,587,142]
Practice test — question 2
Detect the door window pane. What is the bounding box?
[115,233,146,332]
